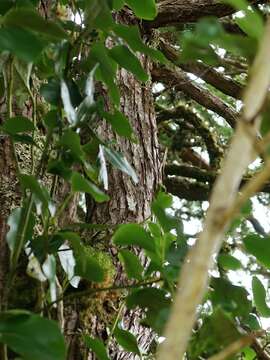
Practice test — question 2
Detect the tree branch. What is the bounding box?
[146,0,262,28]
[152,65,237,128]
[159,40,244,100]
[157,105,224,166]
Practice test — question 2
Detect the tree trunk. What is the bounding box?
[0,4,162,359]
[66,57,162,359]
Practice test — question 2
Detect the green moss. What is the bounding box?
[84,245,116,286]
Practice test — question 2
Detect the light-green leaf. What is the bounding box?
[0,310,66,360]
[113,224,155,252]
[252,277,270,317]
[125,0,157,20]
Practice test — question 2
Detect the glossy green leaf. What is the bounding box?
[1,116,35,135]
[102,110,133,139]
[244,234,270,268]
[114,326,140,355]
[125,0,157,20]
[113,224,155,252]
[252,277,270,317]
[0,26,45,62]
[218,254,242,270]
[0,310,66,360]
[102,146,138,183]
[84,335,110,360]
[109,45,148,82]
[113,24,167,63]
[118,250,143,280]
[71,172,109,203]
[4,8,67,40]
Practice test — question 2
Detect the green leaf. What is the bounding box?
[11,134,36,145]
[4,8,67,40]
[222,0,264,40]
[109,45,148,82]
[210,278,252,318]
[189,308,241,359]
[60,130,84,162]
[113,24,167,63]
[218,254,242,271]
[101,110,133,139]
[113,224,155,252]
[252,277,270,317]
[19,174,49,207]
[48,160,72,181]
[43,110,59,130]
[112,0,124,10]
[71,172,109,203]
[152,192,182,234]
[67,233,105,282]
[0,310,66,360]
[125,0,157,20]
[90,43,119,105]
[126,288,171,311]
[6,206,35,259]
[0,26,45,62]
[1,116,35,135]
[244,234,270,268]
[40,78,61,105]
[114,326,140,355]
[118,250,143,280]
[84,335,110,360]
[102,146,138,183]
[6,208,23,252]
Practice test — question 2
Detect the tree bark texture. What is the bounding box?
[66,55,162,359]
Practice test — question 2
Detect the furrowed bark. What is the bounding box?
[157,17,270,360]
[147,0,262,28]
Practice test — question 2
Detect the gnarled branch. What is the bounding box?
[152,65,238,127]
